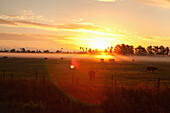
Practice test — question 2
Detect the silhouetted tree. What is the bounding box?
[158,45,165,55]
[88,48,92,53]
[104,49,107,53]
[147,46,154,55]
[20,48,26,52]
[114,44,134,55]
[43,50,49,53]
[109,49,112,53]
[135,45,147,55]
[27,50,31,53]
[153,46,159,54]
[114,44,121,54]
[165,47,169,55]
[10,49,16,52]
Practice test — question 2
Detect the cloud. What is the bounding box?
[0,32,80,50]
[0,19,121,36]
[0,32,75,44]
[0,10,54,22]
[57,23,104,30]
[136,0,170,8]
[0,32,49,41]
[95,0,124,2]
[96,0,116,2]
[0,19,16,26]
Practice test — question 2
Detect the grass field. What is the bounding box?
[0,56,170,113]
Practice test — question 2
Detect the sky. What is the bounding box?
[0,0,170,51]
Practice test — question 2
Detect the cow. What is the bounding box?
[44,57,48,60]
[3,56,8,59]
[89,70,95,81]
[109,59,115,62]
[146,66,158,72]
[100,59,104,62]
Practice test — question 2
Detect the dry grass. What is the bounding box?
[0,57,170,113]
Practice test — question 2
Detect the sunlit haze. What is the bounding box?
[0,0,170,51]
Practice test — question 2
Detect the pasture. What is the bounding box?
[0,57,170,113]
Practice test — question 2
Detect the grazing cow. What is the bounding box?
[109,59,115,62]
[61,57,64,60]
[89,70,95,81]
[3,56,8,59]
[100,59,104,62]
[44,57,48,60]
[146,66,158,72]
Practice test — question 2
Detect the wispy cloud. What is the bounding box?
[0,32,82,50]
[0,18,123,36]
[136,0,170,8]
[0,32,76,45]
[96,0,116,2]
[95,0,124,2]
[0,10,54,22]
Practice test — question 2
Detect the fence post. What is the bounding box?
[36,71,38,81]
[112,75,113,87]
[157,78,160,112]
[158,78,160,88]
[3,70,5,80]
[11,73,13,80]
[43,75,45,82]
[72,72,74,84]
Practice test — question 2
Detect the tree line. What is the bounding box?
[79,44,169,55]
[110,44,169,55]
[0,44,169,55]
[0,48,64,53]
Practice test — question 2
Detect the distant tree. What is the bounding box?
[114,44,121,54]
[88,48,92,53]
[10,49,16,53]
[36,50,41,53]
[95,48,99,53]
[135,45,147,55]
[157,45,165,55]
[111,46,113,50]
[27,50,31,53]
[109,49,112,53]
[153,46,159,54]
[56,50,60,53]
[114,44,134,55]
[20,48,26,52]
[165,47,169,55]
[129,45,134,54]
[121,44,127,54]
[147,46,154,55]
[104,49,107,53]
[43,50,49,53]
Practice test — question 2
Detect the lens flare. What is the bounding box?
[70,65,75,69]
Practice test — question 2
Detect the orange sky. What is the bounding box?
[0,0,170,51]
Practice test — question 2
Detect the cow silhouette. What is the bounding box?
[100,59,104,62]
[109,59,115,62]
[146,67,158,72]
[89,70,95,81]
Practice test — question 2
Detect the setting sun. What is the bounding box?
[90,38,110,50]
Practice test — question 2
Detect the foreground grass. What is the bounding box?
[0,58,170,113]
[0,80,100,113]
[0,80,170,113]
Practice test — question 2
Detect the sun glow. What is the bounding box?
[90,38,110,50]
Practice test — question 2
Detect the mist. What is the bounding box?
[0,53,170,62]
